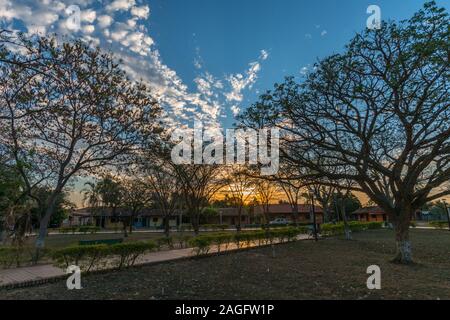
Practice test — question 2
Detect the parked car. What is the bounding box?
[269,218,289,225]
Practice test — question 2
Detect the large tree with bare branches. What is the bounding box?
[239,2,449,263]
[172,164,226,234]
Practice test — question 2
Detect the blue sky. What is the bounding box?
[148,0,450,127]
[2,0,449,130]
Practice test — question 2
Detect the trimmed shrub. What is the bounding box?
[156,237,174,250]
[52,244,109,272]
[78,226,100,234]
[188,227,308,256]
[429,221,449,229]
[189,236,212,255]
[108,241,156,269]
[59,226,77,234]
[200,224,229,231]
[321,221,383,236]
[175,235,193,249]
[0,246,50,268]
[51,241,156,272]
[59,226,100,234]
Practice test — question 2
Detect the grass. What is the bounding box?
[0,230,208,267]
[1,229,449,300]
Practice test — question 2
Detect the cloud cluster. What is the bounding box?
[1,0,268,129]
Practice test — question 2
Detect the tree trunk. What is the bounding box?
[129,216,133,234]
[34,196,58,262]
[35,196,56,253]
[192,211,200,235]
[122,219,128,238]
[392,215,413,264]
[341,201,352,240]
[164,216,170,237]
[323,204,330,223]
[292,203,299,226]
[0,227,6,245]
[236,206,242,232]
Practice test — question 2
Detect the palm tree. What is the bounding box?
[82,181,101,226]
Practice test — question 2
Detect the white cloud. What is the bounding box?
[131,5,149,19]
[82,25,95,34]
[0,0,32,21]
[300,66,308,75]
[106,0,135,12]
[97,15,113,28]
[231,105,240,117]
[260,49,269,60]
[321,30,327,36]
[81,9,96,23]
[225,59,262,103]
[5,0,268,130]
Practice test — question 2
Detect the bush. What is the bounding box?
[52,244,109,272]
[0,246,50,268]
[243,224,261,228]
[156,237,174,250]
[175,235,193,249]
[108,241,156,269]
[189,236,212,255]
[51,241,156,272]
[78,226,100,234]
[59,226,100,234]
[200,224,229,231]
[179,224,193,232]
[59,226,77,234]
[321,221,383,236]
[429,221,449,229]
[188,227,308,256]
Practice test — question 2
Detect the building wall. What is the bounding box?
[355,213,387,222]
[142,217,177,228]
[267,212,324,224]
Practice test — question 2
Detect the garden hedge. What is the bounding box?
[51,240,156,272]
[320,221,383,236]
[429,221,449,229]
[189,227,308,256]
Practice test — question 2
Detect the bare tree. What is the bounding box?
[253,179,278,226]
[120,177,153,234]
[223,165,254,231]
[274,166,306,226]
[144,160,182,237]
[239,3,449,263]
[173,164,226,235]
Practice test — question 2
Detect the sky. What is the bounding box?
[1,0,449,207]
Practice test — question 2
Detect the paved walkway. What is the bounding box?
[0,235,310,288]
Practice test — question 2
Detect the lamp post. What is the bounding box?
[443,200,450,232]
[309,189,318,242]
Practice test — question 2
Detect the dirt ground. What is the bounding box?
[1,229,449,300]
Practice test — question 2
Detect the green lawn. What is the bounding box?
[1,228,449,300]
[2,230,209,249]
